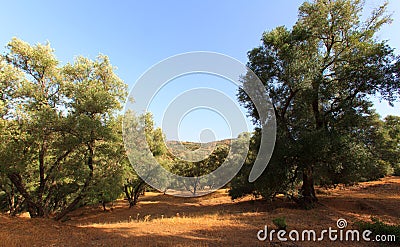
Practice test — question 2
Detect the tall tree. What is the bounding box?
[237,0,399,206]
[0,38,127,218]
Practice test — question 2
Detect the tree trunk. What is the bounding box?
[6,186,15,215]
[300,80,321,208]
[54,193,83,221]
[10,197,24,217]
[7,172,42,217]
[133,181,145,206]
[192,177,199,196]
[124,180,145,207]
[54,143,94,221]
[300,165,317,208]
[124,184,135,208]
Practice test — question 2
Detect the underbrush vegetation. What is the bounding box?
[356,218,400,244]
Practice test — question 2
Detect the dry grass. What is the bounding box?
[1,177,399,246]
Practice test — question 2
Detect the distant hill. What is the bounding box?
[163,139,232,161]
[165,139,232,151]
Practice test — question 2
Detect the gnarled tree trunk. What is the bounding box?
[300,165,317,208]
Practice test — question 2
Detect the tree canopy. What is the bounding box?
[233,0,399,206]
[1,0,400,218]
[0,38,128,218]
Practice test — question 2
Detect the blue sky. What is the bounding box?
[1,0,399,141]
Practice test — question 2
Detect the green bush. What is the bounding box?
[356,218,400,244]
[272,217,287,230]
[393,163,400,176]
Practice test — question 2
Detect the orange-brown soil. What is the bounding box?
[1,176,399,246]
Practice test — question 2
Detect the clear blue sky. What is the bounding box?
[1,0,399,141]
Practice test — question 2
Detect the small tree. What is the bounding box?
[122,111,167,206]
[377,115,400,175]
[170,142,229,195]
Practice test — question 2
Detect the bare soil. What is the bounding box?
[1,176,399,246]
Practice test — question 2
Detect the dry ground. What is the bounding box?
[0,176,399,246]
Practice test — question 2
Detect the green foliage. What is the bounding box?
[356,218,400,244]
[272,217,287,230]
[122,111,167,204]
[230,129,297,200]
[393,164,400,177]
[234,0,399,205]
[378,116,400,176]
[170,144,228,177]
[85,127,127,208]
[169,142,229,195]
[145,112,167,157]
[314,113,396,186]
[0,38,128,218]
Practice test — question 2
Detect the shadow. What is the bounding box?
[4,177,400,246]
[67,192,299,226]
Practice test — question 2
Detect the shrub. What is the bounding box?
[355,218,400,244]
[272,217,287,230]
[393,163,400,176]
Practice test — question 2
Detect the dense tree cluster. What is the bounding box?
[0,38,144,219]
[1,0,399,218]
